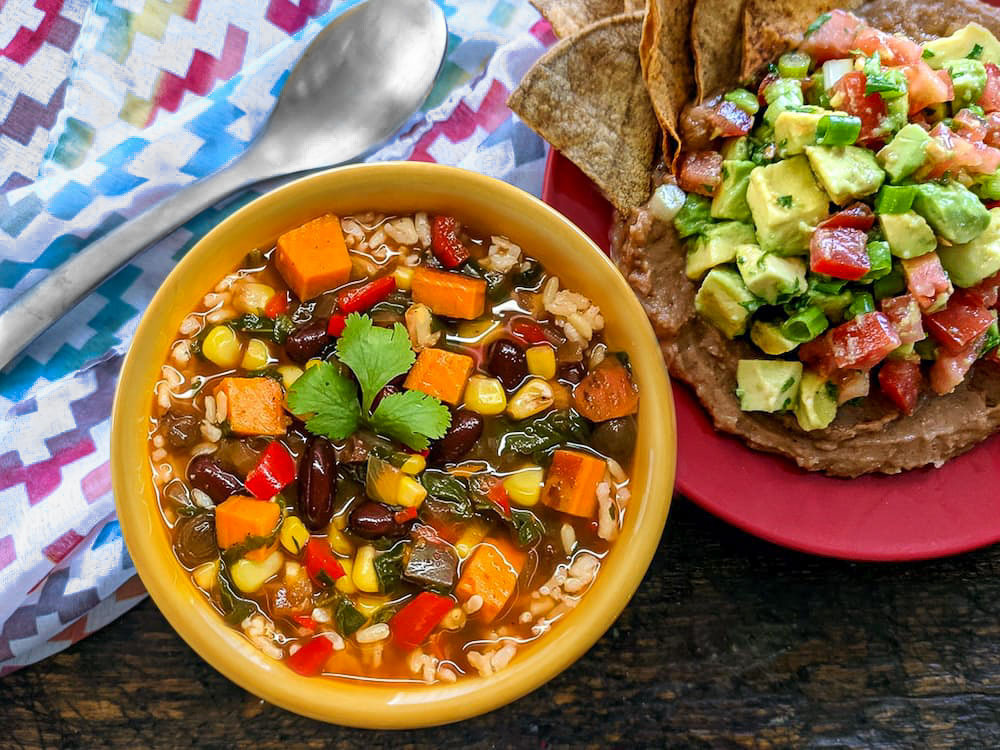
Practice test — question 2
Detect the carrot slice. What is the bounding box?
[455,537,526,622]
[540,449,607,518]
[275,214,352,302]
[215,495,281,562]
[411,267,486,320]
[403,347,475,405]
[214,377,287,436]
[572,359,639,422]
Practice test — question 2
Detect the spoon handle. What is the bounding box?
[0,158,259,371]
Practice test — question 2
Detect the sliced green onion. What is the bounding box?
[978,318,999,357]
[873,269,906,299]
[781,305,830,342]
[673,193,713,238]
[822,59,853,91]
[778,51,812,79]
[815,114,861,146]
[811,277,848,295]
[874,185,918,214]
[724,88,760,115]
[863,241,893,280]
[846,292,875,320]
[973,173,1000,200]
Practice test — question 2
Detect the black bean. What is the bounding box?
[487,339,528,390]
[285,321,330,363]
[187,455,244,503]
[558,360,588,384]
[300,437,337,531]
[173,514,217,568]
[164,413,200,449]
[591,416,638,463]
[430,409,484,463]
[371,384,400,413]
[348,501,406,539]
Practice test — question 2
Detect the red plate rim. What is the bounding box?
[542,148,1000,562]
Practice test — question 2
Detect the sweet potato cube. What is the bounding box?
[275,214,352,301]
[411,267,486,320]
[540,449,607,518]
[455,537,526,622]
[403,347,475,405]
[214,377,287,436]
[215,495,281,562]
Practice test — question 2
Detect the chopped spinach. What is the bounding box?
[372,606,399,625]
[335,596,367,636]
[503,409,591,455]
[511,508,545,548]
[229,313,295,344]
[420,470,474,518]
[217,565,256,625]
[374,542,406,593]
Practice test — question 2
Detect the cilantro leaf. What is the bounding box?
[285,361,361,440]
[370,390,451,451]
[336,314,415,411]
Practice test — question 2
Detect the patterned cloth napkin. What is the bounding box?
[0,0,555,675]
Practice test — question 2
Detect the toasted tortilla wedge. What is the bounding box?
[531,0,645,38]
[508,12,657,212]
[640,0,696,165]
[691,0,746,101]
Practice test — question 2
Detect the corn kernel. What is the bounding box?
[393,266,414,290]
[192,560,219,591]
[399,453,426,475]
[454,520,489,558]
[305,358,323,369]
[327,524,354,556]
[233,282,276,314]
[230,549,283,593]
[506,378,555,420]
[276,365,303,389]
[353,545,379,593]
[280,516,310,554]
[396,475,428,508]
[463,375,507,416]
[336,558,358,594]
[355,594,388,617]
[333,514,348,531]
[202,325,243,368]
[526,345,557,379]
[503,466,544,506]
[241,338,271,371]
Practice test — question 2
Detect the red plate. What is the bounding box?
[542,150,1000,561]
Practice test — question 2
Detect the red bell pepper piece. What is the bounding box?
[293,615,317,632]
[303,538,345,587]
[394,507,418,524]
[244,441,297,501]
[264,290,290,318]
[923,289,995,355]
[818,202,875,231]
[878,358,922,416]
[287,635,333,676]
[337,276,396,314]
[810,227,870,281]
[327,313,347,336]
[510,318,554,346]
[830,312,901,371]
[431,215,470,268]
[487,478,511,516]
[390,592,455,650]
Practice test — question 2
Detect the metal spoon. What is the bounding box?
[0,0,447,370]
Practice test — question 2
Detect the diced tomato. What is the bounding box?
[799,334,838,377]
[390,592,455,650]
[810,227,870,281]
[431,215,470,269]
[903,62,953,114]
[924,122,1000,178]
[303,538,345,587]
[986,112,1000,149]
[830,312,902,370]
[800,10,865,63]
[967,271,1000,308]
[510,317,557,346]
[757,71,781,105]
[880,294,925,345]
[264,291,289,318]
[878,358,923,415]
[287,635,333,676]
[923,289,995,354]
[818,202,875,231]
[293,614,317,632]
[929,333,985,394]
[833,369,871,404]
[954,108,988,143]
[677,151,724,197]
[853,27,923,66]
[830,72,887,141]
[327,313,347,337]
[901,252,954,312]
[981,63,1000,113]
[708,99,754,138]
[244,441,297,501]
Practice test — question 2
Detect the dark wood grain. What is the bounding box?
[3,498,1000,749]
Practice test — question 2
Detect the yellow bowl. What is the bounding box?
[112,162,675,727]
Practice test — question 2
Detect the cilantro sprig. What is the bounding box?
[286,313,451,450]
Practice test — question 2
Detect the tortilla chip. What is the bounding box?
[740,0,862,81]
[857,0,1000,42]
[508,12,657,212]
[639,0,696,166]
[531,0,645,38]
[691,0,746,100]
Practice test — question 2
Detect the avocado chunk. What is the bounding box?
[774,107,837,156]
[685,221,757,279]
[938,207,1000,287]
[750,320,799,355]
[736,359,803,412]
[923,22,1000,68]
[746,156,830,254]
[735,243,807,304]
[695,267,758,338]
[912,180,991,244]
[877,124,931,184]
[721,136,751,161]
[711,161,756,222]
[947,58,988,108]
[794,370,838,431]
[879,211,938,259]
[804,145,885,205]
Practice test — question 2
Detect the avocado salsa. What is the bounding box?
[653,12,1000,429]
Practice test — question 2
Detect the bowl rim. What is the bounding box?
[111,161,675,728]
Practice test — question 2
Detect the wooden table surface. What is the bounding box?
[3,497,1000,749]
